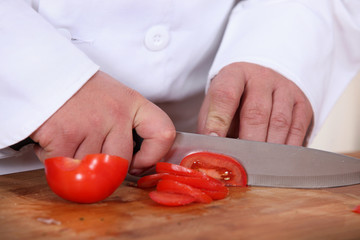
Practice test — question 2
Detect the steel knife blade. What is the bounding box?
[157,132,360,188]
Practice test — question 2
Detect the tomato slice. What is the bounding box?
[157,179,212,203]
[44,154,128,203]
[137,173,169,188]
[156,162,208,178]
[200,188,229,200]
[139,161,234,206]
[149,191,195,206]
[161,174,226,191]
[180,152,247,186]
[353,205,360,214]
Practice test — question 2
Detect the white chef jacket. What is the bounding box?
[0,0,360,165]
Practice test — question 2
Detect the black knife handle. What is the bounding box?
[9,130,144,155]
[9,137,36,151]
[132,129,143,155]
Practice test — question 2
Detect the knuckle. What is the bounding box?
[159,127,177,142]
[126,87,142,100]
[270,113,291,130]
[206,113,232,131]
[241,104,269,126]
[217,62,244,78]
[88,115,103,128]
[209,87,239,106]
[61,126,84,143]
[289,122,307,139]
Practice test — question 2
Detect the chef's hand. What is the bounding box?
[198,62,313,146]
[30,71,176,173]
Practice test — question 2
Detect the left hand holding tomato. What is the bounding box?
[30,71,176,173]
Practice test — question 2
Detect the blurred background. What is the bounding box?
[309,72,360,153]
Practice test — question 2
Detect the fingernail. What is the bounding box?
[129,168,142,176]
[209,132,219,137]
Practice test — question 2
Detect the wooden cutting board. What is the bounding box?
[1,152,360,240]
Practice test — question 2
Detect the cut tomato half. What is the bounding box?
[180,152,247,186]
[44,154,128,203]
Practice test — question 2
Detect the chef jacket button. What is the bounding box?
[144,25,170,51]
[57,28,72,40]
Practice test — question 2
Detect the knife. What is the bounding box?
[141,131,360,189]
[12,133,360,188]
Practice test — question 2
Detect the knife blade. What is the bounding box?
[157,132,360,188]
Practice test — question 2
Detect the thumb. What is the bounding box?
[131,102,176,172]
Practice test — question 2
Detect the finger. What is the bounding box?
[238,80,273,142]
[31,126,83,162]
[198,68,245,137]
[32,141,79,162]
[131,102,176,171]
[266,87,294,144]
[286,98,313,146]
[226,107,240,138]
[101,124,133,163]
[33,144,46,163]
[73,134,104,160]
[197,94,210,134]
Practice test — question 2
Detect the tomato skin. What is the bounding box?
[156,162,210,179]
[161,174,228,200]
[156,179,212,204]
[137,173,169,188]
[180,152,247,187]
[200,188,229,200]
[45,154,128,203]
[161,174,226,191]
[149,191,195,206]
[139,161,238,206]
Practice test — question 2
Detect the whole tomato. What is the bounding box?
[44,154,128,203]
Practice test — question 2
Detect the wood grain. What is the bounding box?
[0,152,359,240]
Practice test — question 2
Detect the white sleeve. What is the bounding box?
[208,0,360,142]
[0,0,99,149]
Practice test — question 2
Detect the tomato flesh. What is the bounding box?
[161,174,226,191]
[139,151,248,207]
[180,152,247,186]
[149,191,195,206]
[137,173,169,188]
[157,179,212,204]
[200,188,229,200]
[156,162,208,179]
[45,154,128,203]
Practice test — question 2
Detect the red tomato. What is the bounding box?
[200,188,229,200]
[180,152,247,186]
[161,174,226,191]
[156,179,212,203]
[149,191,195,206]
[353,205,360,214]
[156,162,210,179]
[44,154,128,203]
[139,162,234,206]
[137,173,169,188]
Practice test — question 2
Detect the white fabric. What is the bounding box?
[208,0,360,143]
[0,0,360,165]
